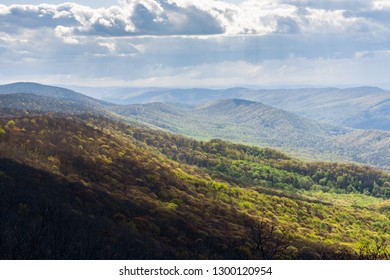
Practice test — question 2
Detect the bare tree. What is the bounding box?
[246,219,293,259]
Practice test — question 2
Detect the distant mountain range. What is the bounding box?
[80,86,390,131]
[1,82,389,170]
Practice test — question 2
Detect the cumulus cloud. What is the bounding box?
[0,1,225,37]
[0,4,79,33]
[0,0,390,88]
[0,0,389,37]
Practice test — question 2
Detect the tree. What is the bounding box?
[245,219,293,259]
[358,239,389,260]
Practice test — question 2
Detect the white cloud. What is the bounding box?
[0,0,388,37]
[0,4,9,15]
[373,0,390,10]
[355,49,390,59]
[55,25,79,44]
[0,0,389,88]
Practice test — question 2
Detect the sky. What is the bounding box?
[0,0,390,89]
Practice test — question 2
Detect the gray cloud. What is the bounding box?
[127,1,224,35]
[344,9,390,24]
[278,0,372,10]
[0,1,390,88]
[0,4,79,34]
[0,1,226,37]
[0,0,389,38]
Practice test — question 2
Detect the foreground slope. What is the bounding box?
[0,110,389,259]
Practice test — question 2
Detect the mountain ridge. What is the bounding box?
[0,82,110,106]
[86,85,390,131]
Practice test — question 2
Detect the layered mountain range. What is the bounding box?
[81,86,390,131]
[2,82,388,169]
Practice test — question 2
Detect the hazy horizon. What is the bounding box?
[3,81,390,92]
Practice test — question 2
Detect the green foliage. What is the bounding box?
[5,119,15,128]
[0,113,389,259]
[127,127,390,199]
[111,100,390,170]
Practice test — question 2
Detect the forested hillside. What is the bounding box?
[0,110,389,259]
[112,100,390,170]
[0,82,108,106]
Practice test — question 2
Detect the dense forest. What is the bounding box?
[0,109,389,259]
[112,100,390,170]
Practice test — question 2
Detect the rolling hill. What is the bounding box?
[0,93,108,116]
[93,86,390,131]
[112,99,390,170]
[0,82,109,107]
[0,84,149,128]
[345,98,390,130]
[113,98,343,147]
